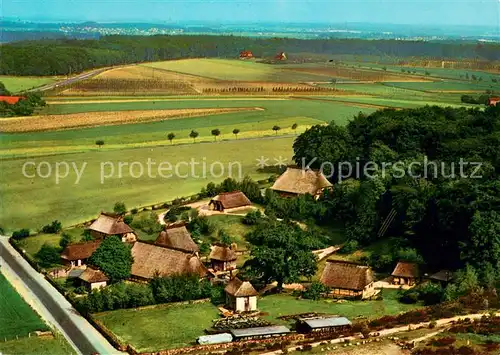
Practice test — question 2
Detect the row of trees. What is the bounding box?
[2,36,499,76]
[164,124,298,144]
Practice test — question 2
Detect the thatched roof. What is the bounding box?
[320,260,373,291]
[224,277,258,297]
[78,267,109,283]
[61,241,101,261]
[209,245,237,262]
[130,242,207,280]
[210,191,251,209]
[429,270,453,282]
[271,167,332,195]
[392,261,421,279]
[88,212,134,235]
[155,224,199,253]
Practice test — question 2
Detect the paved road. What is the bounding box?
[0,237,121,355]
[28,68,109,92]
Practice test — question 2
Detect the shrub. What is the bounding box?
[339,239,358,254]
[131,208,138,214]
[302,281,329,300]
[242,210,263,225]
[131,212,162,235]
[41,220,62,234]
[59,233,73,249]
[123,215,133,225]
[113,202,127,215]
[35,243,61,268]
[12,228,30,240]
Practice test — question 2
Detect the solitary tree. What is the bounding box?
[233,128,240,139]
[113,202,127,215]
[272,125,281,135]
[35,243,61,268]
[211,128,221,141]
[95,140,104,148]
[167,132,175,144]
[59,233,73,249]
[244,221,317,290]
[291,123,298,135]
[189,130,199,142]
[89,236,133,282]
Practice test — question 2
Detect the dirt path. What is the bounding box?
[262,311,500,355]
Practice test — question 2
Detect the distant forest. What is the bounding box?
[2,35,500,76]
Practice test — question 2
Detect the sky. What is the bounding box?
[2,0,499,27]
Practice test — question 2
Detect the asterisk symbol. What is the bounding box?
[274,156,288,168]
[256,156,270,169]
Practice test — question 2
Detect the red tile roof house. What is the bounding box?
[488,97,500,106]
[208,191,252,212]
[0,96,24,105]
[87,212,137,243]
[60,240,102,267]
[275,52,287,61]
[239,50,254,59]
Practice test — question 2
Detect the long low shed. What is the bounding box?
[297,316,352,333]
[230,326,291,340]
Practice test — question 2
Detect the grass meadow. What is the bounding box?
[0,336,76,355]
[1,98,373,157]
[259,289,422,326]
[0,76,56,93]
[94,289,420,352]
[94,302,219,352]
[0,137,294,231]
[142,59,329,82]
[0,272,49,339]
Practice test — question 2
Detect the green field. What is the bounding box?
[0,138,294,231]
[383,81,500,92]
[0,335,76,355]
[0,272,49,339]
[343,61,500,82]
[0,76,56,93]
[1,98,374,157]
[259,289,421,325]
[142,59,329,82]
[94,302,219,352]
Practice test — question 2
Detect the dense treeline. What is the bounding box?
[272,105,500,273]
[2,35,500,76]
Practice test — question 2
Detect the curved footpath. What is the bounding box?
[0,236,122,355]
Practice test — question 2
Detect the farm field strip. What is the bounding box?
[0,76,58,93]
[0,120,316,158]
[0,107,262,132]
[0,272,49,339]
[46,97,290,104]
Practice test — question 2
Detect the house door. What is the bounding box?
[244,297,250,312]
